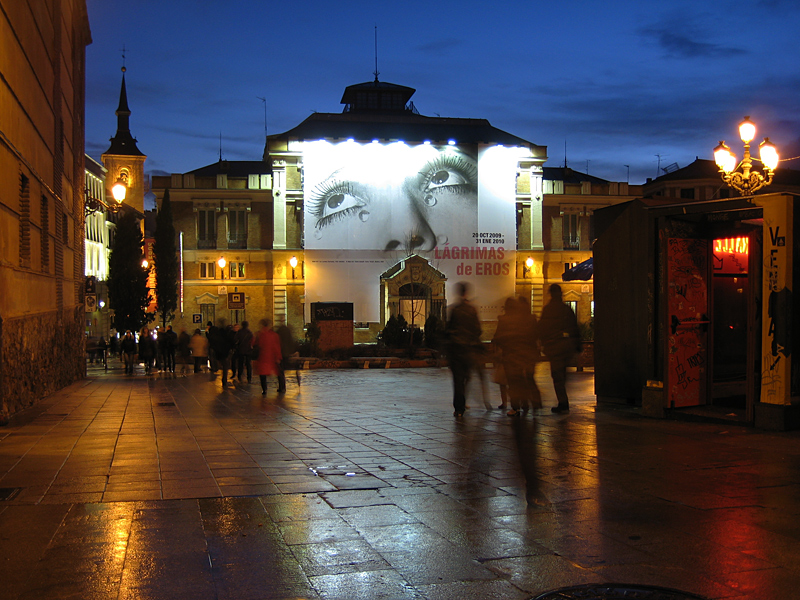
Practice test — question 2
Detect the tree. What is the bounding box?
[153,189,178,328]
[108,210,153,333]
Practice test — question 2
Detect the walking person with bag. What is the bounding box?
[493,297,542,416]
[539,284,581,413]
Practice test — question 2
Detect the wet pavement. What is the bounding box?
[1,362,800,600]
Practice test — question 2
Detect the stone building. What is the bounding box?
[0,1,91,418]
[151,160,277,336]
[152,78,639,344]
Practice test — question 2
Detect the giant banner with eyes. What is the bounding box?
[303,140,521,323]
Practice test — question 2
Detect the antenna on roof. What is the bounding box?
[120,44,127,70]
[373,25,380,82]
[624,165,630,184]
[257,96,268,139]
[219,132,222,162]
[655,154,665,176]
[564,140,567,168]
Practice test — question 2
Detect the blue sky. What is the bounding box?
[85,0,800,185]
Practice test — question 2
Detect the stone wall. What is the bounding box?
[1,306,85,417]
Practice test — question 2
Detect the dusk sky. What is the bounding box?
[85,0,800,187]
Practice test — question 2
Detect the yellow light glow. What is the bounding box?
[289,256,298,269]
[217,257,226,269]
[738,116,756,144]
[141,259,149,268]
[760,138,779,171]
[714,142,736,173]
[111,179,127,202]
[525,257,534,268]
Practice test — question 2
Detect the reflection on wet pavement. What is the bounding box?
[0,365,799,598]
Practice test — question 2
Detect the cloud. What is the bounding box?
[414,38,464,54]
[639,14,748,59]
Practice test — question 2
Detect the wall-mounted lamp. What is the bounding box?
[289,256,298,279]
[217,256,227,279]
[85,176,127,217]
[524,256,534,278]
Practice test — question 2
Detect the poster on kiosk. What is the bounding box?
[302,139,522,323]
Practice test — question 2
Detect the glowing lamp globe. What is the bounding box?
[714,142,736,174]
[760,138,779,171]
[738,116,756,144]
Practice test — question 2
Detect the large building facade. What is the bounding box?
[0,1,91,418]
[152,79,638,343]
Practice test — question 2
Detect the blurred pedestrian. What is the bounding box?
[189,328,209,373]
[493,297,541,416]
[207,319,233,386]
[120,330,136,374]
[539,284,581,413]
[445,282,482,417]
[254,318,282,396]
[108,333,119,361]
[276,324,300,392]
[161,325,178,373]
[138,326,156,374]
[234,321,254,383]
[177,328,191,374]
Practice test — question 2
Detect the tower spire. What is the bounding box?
[104,61,143,156]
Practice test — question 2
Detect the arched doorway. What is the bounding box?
[380,255,447,330]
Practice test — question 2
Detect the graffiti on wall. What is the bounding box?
[667,238,708,407]
[762,225,792,403]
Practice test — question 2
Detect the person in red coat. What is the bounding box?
[254,318,282,395]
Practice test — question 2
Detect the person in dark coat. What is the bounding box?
[538,284,581,413]
[137,326,156,375]
[445,282,482,417]
[276,324,299,393]
[120,330,136,374]
[159,325,178,373]
[233,321,254,383]
[177,328,191,373]
[207,319,233,386]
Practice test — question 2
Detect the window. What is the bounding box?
[229,262,246,278]
[19,174,30,267]
[197,209,216,249]
[680,188,695,200]
[41,195,50,272]
[227,209,247,248]
[562,214,579,249]
[200,303,215,326]
[199,262,216,278]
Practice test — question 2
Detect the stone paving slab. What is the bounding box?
[1,364,800,598]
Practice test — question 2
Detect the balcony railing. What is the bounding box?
[227,233,248,249]
[197,238,216,249]
[562,236,580,250]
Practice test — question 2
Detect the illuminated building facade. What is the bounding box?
[0,0,91,417]
[154,79,640,342]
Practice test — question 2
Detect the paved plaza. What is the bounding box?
[1,362,800,599]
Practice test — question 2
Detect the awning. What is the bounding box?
[562,257,593,281]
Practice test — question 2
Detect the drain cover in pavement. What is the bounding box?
[532,584,709,600]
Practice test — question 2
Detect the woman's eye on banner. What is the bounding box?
[308,179,369,234]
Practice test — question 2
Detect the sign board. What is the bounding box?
[192,313,202,324]
[85,294,97,312]
[228,292,245,310]
[85,276,96,295]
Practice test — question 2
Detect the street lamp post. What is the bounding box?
[714,116,779,194]
[289,256,298,279]
[217,257,226,280]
